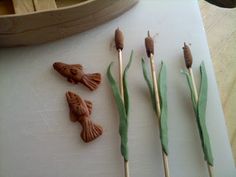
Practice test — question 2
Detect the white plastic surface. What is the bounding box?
[0,1,235,177]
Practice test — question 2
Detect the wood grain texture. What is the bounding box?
[199,0,236,162]
[0,0,138,46]
[56,0,86,8]
[33,0,57,11]
[12,0,35,14]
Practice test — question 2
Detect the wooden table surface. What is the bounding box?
[199,0,236,163]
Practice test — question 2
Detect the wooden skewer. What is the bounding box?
[115,28,130,177]
[207,164,214,177]
[146,31,171,177]
[124,160,130,177]
[149,53,161,115]
[118,49,124,99]
[189,68,198,101]
[183,42,214,177]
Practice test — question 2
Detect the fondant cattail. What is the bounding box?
[143,31,170,177]
[183,42,193,68]
[107,28,131,177]
[182,44,214,177]
[115,28,124,51]
[145,31,154,57]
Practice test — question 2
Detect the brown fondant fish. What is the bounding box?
[53,62,101,91]
[66,91,103,143]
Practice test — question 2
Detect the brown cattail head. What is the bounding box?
[183,42,193,68]
[145,31,154,57]
[115,28,124,50]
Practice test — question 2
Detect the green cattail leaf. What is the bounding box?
[182,62,214,166]
[158,61,168,155]
[123,51,133,116]
[142,59,168,154]
[198,62,213,166]
[182,69,205,160]
[106,63,128,161]
[182,69,205,163]
[141,58,157,113]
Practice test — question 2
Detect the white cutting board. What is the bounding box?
[0,0,235,177]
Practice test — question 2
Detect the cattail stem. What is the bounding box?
[119,50,130,177]
[118,49,124,100]
[207,164,214,177]
[150,53,161,116]
[188,68,198,102]
[124,160,130,177]
[163,152,171,177]
[149,53,171,177]
[116,28,130,177]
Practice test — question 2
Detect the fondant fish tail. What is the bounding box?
[81,73,101,91]
[80,118,103,143]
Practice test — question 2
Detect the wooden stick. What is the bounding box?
[149,53,161,115]
[124,160,130,177]
[189,68,198,101]
[118,49,124,100]
[119,47,130,177]
[146,31,171,177]
[150,53,171,177]
[115,28,130,177]
[183,43,214,177]
[207,164,214,177]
